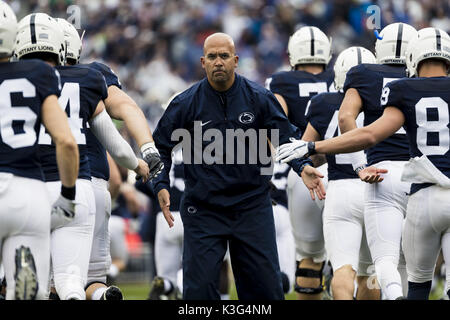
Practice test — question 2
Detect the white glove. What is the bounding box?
[276,138,315,163]
[51,194,75,231]
[140,142,164,180]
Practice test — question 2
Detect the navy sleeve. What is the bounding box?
[86,69,109,116]
[343,65,364,93]
[262,90,301,144]
[261,90,305,173]
[152,95,191,194]
[89,62,122,89]
[32,62,61,101]
[267,73,288,97]
[305,94,327,139]
[381,80,404,110]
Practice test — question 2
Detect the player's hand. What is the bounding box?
[301,165,326,201]
[141,142,164,181]
[358,166,388,184]
[51,194,76,231]
[157,189,174,228]
[134,159,150,183]
[276,138,315,163]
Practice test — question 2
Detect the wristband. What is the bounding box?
[61,185,76,200]
[354,164,367,175]
[307,141,316,155]
[300,159,313,174]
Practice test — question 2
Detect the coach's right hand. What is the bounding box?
[158,189,174,228]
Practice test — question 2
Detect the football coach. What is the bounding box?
[153,32,309,300]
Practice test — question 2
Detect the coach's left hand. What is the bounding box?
[158,188,174,228]
[301,165,326,201]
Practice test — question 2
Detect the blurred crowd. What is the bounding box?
[5,0,450,283]
[7,0,450,129]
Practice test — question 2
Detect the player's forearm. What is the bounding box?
[315,126,377,154]
[90,109,139,170]
[114,104,154,147]
[55,138,79,187]
[105,87,154,147]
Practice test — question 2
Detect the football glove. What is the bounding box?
[51,194,76,231]
[276,138,316,163]
[140,142,164,180]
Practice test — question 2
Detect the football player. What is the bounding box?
[15,13,149,300]
[0,3,79,299]
[266,26,334,299]
[276,27,450,300]
[55,18,163,300]
[334,23,417,300]
[302,46,380,299]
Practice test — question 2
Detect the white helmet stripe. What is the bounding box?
[395,23,403,58]
[357,47,361,64]
[30,13,36,44]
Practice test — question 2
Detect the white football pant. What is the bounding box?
[273,204,296,292]
[402,185,450,291]
[154,211,183,286]
[287,163,328,263]
[364,160,410,299]
[48,179,95,300]
[323,179,373,276]
[0,174,51,300]
[87,178,112,284]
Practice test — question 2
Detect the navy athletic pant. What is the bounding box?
[180,195,284,300]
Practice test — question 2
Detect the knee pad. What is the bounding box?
[296,240,326,263]
[294,261,325,295]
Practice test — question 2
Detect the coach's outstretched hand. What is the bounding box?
[301,165,326,201]
[158,189,174,228]
[357,166,388,184]
[51,194,76,231]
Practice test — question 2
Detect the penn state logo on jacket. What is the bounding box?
[238,111,255,124]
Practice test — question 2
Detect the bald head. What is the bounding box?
[203,33,235,55]
[201,32,238,91]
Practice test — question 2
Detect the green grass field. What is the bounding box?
[117,280,446,300]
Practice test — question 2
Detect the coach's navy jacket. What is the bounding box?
[153,73,303,210]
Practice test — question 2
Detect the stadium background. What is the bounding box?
[7,0,450,299]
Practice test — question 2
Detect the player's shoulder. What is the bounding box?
[309,92,343,113]
[86,61,115,79]
[57,64,104,83]
[5,59,55,79]
[399,76,450,92]
[87,61,111,74]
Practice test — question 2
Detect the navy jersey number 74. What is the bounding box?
[38,65,108,182]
